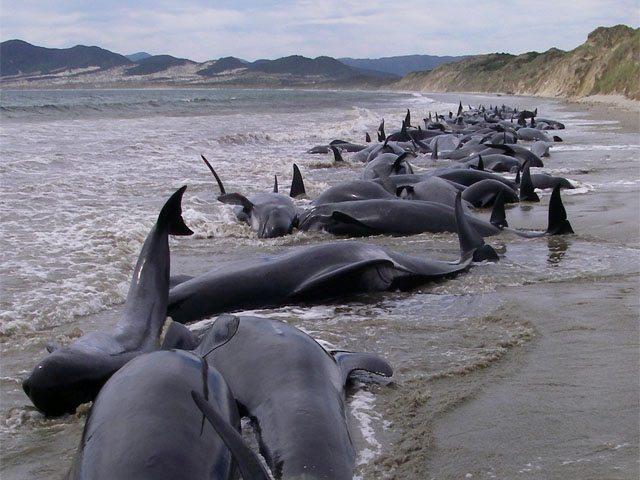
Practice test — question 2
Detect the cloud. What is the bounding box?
[1,0,638,60]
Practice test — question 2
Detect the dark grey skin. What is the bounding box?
[220,192,298,238]
[362,152,412,180]
[201,156,303,238]
[462,154,521,172]
[313,180,396,206]
[168,194,496,324]
[22,187,193,417]
[517,127,552,142]
[298,198,501,237]
[486,143,544,167]
[207,316,393,480]
[533,118,565,129]
[435,169,518,189]
[531,141,550,158]
[398,177,469,209]
[462,179,519,208]
[67,316,271,480]
[307,140,367,154]
[531,173,574,190]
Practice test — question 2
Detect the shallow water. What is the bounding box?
[1,89,638,479]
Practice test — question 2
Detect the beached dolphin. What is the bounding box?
[299,185,572,239]
[462,179,519,207]
[23,187,194,416]
[168,193,496,324]
[66,316,271,480]
[205,315,392,480]
[362,152,413,180]
[298,198,504,237]
[313,179,396,205]
[397,176,467,208]
[201,155,304,238]
[307,139,367,154]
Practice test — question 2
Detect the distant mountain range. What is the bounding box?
[125,52,152,62]
[395,25,640,101]
[339,54,466,77]
[0,40,402,88]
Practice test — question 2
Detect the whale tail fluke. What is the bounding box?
[454,192,498,262]
[158,186,193,236]
[546,185,574,235]
[191,391,272,480]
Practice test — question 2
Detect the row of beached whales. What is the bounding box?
[21,103,575,479]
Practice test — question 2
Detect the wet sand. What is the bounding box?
[365,100,640,479]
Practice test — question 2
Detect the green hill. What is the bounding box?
[395,25,640,101]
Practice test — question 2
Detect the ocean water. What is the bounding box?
[1,89,638,479]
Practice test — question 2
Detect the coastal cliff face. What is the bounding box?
[395,25,640,101]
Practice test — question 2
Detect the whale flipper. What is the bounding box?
[291,258,395,298]
[332,351,393,384]
[201,155,226,195]
[330,146,345,162]
[191,392,272,480]
[290,164,306,198]
[546,185,574,235]
[197,315,240,357]
[218,193,254,213]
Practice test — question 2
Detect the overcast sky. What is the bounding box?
[2,1,638,61]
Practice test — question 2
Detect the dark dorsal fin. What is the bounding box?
[515,166,521,185]
[401,119,407,134]
[490,190,508,229]
[158,186,193,236]
[454,192,498,262]
[218,193,254,213]
[273,175,278,193]
[553,135,563,142]
[191,392,272,480]
[546,185,574,235]
[404,109,411,127]
[476,155,484,171]
[332,351,393,385]
[397,184,414,197]
[365,132,371,143]
[290,163,306,198]
[392,152,409,173]
[196,314,240,358]
[200,155,226,195]
[378,119,386,141]
[431,141,438,160]
[519,161,539,202]
[329,145,345,162]
[160,319,198,350]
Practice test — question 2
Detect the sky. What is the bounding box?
[2,1,639,61]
